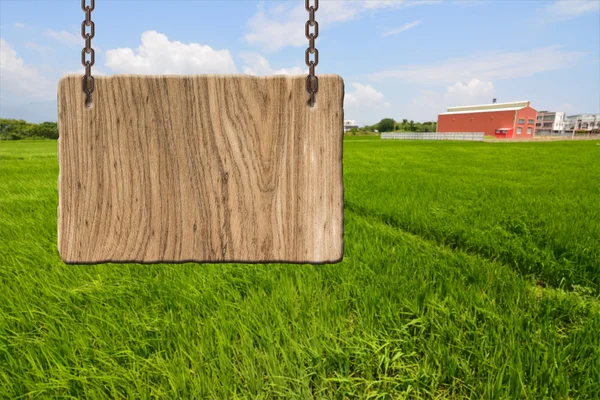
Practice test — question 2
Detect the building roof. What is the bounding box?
[566,113,600,119]
[439,100,530,115]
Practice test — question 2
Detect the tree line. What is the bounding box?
[0,119,59,140]
[351,118,437,134]
[1,116,437,140]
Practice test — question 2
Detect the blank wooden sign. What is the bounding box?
[57,75,344,264]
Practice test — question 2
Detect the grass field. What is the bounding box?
[1,138,599,399]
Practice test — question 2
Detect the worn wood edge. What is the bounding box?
[57,74,345,265]
[57,79,66,264]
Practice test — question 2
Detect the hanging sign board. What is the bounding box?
[57,75,344,264]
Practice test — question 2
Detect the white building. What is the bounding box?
[535,111,567,135]
[344,120,359,132]
[565,114,600,133]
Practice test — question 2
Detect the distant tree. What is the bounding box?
[0,119,30,140]
[28,122,58,139]
[417,122,436,133]
[0,119,57,140]
[357,119,437,134]
[409,120,415,132]
[377,118,396,132]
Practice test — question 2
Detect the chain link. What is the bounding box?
[305,0,318,107]
[81,0,95,107]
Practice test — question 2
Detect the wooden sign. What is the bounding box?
[58,75,344,264]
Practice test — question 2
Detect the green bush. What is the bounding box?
[28,122,59,140]
[0,119,58,140]
[377,118,396,133]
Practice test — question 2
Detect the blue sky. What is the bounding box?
[1,0,599,125]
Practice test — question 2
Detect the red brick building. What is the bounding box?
[437,101,538,139]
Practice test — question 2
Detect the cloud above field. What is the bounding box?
[244,1,438,52]
[446,78,495,102]
[397,78,497,122]
[239,52,306,76]
[368,46,589,84]
[383,20,422,37]
[412,78,496,111]
[345,82,392,110]
[105,31,238,74]
[0,39,55,101]
[104,32,308,76]
[539,0,600,22]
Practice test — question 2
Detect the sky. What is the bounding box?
[1,0,599,126]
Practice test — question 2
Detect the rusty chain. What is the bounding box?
[81,0,95,107]
[305,0,319,107]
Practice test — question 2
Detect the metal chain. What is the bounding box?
[305,0,319,107]
[81,0,95,107]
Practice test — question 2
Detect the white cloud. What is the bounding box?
[239,52,306,76]
[383,20,422,36]
[244,2,350,52]
[345,82,391,109]
[343,82,393,126]
[541,0,600,22]
[244,1,438,52]
[369,46,589,84]
[45,29,80,46]
[0,39,55,101]
[446,78,495,101]
[15,22,31,29]
[410,78,496,119]
[105,31,237,74]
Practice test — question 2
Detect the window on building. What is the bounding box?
[517,127,522,134]
[527,127,532,134]
[536,116,542,120]
[536,123,541,127]
[528,119,534,124]
[518,119,525,124]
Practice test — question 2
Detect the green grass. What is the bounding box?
[1,139,599,399]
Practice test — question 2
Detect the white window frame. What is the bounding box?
[517,127,522,134]
[527,127,532,135]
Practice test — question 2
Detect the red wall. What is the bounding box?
[437,106,538,139]
[514,106,537,138]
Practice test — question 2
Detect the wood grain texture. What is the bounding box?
[58,74,344,264]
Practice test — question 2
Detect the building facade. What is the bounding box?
[565,114,600,133]
[535,111,567,135]
[343,120,359,132]
[437,101,537,139]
